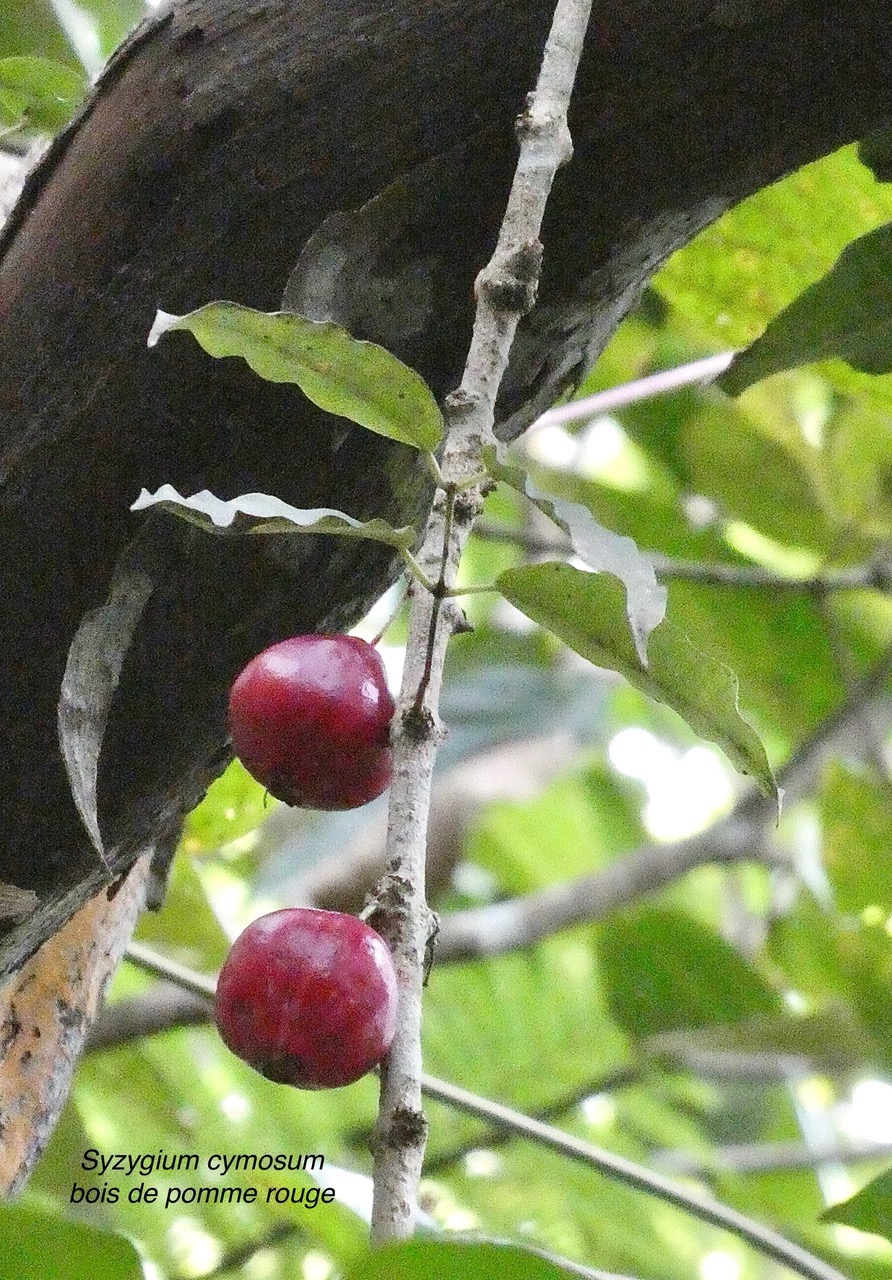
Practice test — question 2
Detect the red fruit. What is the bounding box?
[227,634,395,810]
[214,908,398,1088]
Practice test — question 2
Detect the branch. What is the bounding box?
[473,521,892,592]
[288,732,580,916]
[529,351,736,429]
[656,1136,892,1179]
[2,0,891,981]
[435,817,774,962]
[368,0,595,1243]
[419,1073,850,1280]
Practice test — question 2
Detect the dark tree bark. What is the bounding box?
[0,0,890,978]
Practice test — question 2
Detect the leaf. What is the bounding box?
[655,144,892,350]
[130,485,416,549]
[345,1239,592,1280]
[58,559,154,867]
[0,1204,143,1280]
[720,222,892,395]
[281,160,447,357]
[497,562,776,798]
[148,304,443,451]
[823,1168,892,1244]
[0,54,85,129]
[0,1,76,63]
[486,444,667,664]
[67,0,145,63]
[598,907,780,1040]
[820,762,892,913]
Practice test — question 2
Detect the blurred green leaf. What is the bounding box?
[345,1238,588,1280]
[181,757,270,854]
[0,54,85,129]
[656,145,892,348]
[79,0,145,60]
[0,1204,143,1280]
[598,906,779,1039]
[679,402,833,550]
[0,0,74,62]
[132,854,230,972]
[768,894,892,1070]
[824,1168,892,1244]
[820,762,892,914]
[149,304,443,450]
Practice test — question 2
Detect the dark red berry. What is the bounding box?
[227,634,395,810]
[214,908,398,1089]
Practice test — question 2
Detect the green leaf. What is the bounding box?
[148,304,443,451]
[0,1,76,64]
[180,757,271,854]
[653,1007,873,1075]
[598,906,780,1040]
[820,762,892,913]
[655,144,892,350]
[130,484,416,550]
[77,0,145,61]
[497,562,776,797]
[679,403,833,550]
[0,1204,143,1280]
[0,54,85,129]
[345,1239,586,1280]
[720,222,892,394]
[824,1168,892,1244]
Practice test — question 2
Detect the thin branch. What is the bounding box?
[418,1074,849,1280]
[367,0,594,1244]
[473,520,892,592]
[117,944,847,1280]
[655,1136,892,1179]
[88,982,208,1050]
[770,640,892,802]
[423,1065,644,1175]
[125,940,215,999]
[435,816,776,962]
[529,351,736,430]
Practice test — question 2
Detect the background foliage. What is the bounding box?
[4,3,892,1279]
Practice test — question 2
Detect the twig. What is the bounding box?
[423,1065,643,1175]
[435,816,776,961]
[418,1073,850,1280]
[125,940,215,998]
[529,351,736,430]
[655,1135,892,1179]
[473,520,892,592]
[367,0,595,1244]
